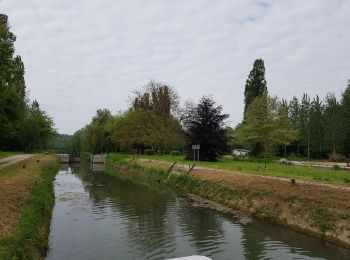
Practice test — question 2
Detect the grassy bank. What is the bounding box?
[0,155,59,259]
[117,153,350,186]
[107,153,350,249]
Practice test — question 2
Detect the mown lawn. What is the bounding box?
[108,153,350,186]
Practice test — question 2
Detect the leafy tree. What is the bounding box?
[132,80,179,117]
[184,96,229,161]
[20,100,55,151]
[244,59,267,115]
[116,109,184,153]
[240,93,297,158]
[67,128,89,156]
[86,109,114,154]
[0,14,54,151]
[0,14,27,150]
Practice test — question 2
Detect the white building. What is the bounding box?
[232,149,251,157]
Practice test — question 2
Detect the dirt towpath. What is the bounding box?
[137,158,350,191]
[0,154,34,170]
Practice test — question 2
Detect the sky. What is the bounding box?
[1,0,349,134]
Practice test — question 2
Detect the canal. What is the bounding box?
[46,163,350,260]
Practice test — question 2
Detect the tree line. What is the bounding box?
[67,57,350,161]
[67,80,229,161]
[0,14,55,151]
[234,59,350,160]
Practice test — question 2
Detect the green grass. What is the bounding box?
[0,151,21,159]
[111,153,350,186]
[0,160,59,259]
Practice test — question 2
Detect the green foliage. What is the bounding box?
[310,207,335,233]
[332,164,341,171]
[170,150,180,156]
[47,134,72,153]
[132,80,179,117]
[0,14,54,151]
[244,58,267,115]
[19,101,56,152]
[240,94,297,157]
[86,109,114,154]
[184,96,230,161]
[145,149,155,155]
[339,82,350,156]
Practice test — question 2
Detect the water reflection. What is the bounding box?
[47,163,350,260]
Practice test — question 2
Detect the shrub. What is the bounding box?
[145,149,155,155]
[333,164,341,171]
[170,150,180,156]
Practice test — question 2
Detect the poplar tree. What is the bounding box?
[323,93,341,156]
[288,97,301,156]
[299,94,311,157]
[340,81,350,157]
[244,59,267,115]
[309,96,324,158]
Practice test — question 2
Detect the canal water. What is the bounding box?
[46,163,350,260]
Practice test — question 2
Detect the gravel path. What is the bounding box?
[0,154,34,170]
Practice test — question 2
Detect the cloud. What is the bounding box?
[1,0,349,134]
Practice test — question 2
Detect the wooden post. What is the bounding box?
[291,179,296,186]
[167,162,177,174]
[186,164,196,175]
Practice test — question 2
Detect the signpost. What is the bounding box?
[192,144,200,162]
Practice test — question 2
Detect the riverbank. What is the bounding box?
[0,154,58,259]
[107,154,350,249]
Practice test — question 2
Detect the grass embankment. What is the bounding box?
[108,153,350,249]
[131,154,350,186]
[0,155,59,260]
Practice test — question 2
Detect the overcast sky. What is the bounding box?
[1,0,349,134]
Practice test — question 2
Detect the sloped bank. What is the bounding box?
[0,155,59,260]
[107,155,350,249]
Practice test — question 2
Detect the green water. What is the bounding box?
[46,163,350,260]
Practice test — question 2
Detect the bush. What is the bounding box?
[333,164,341,171]
[329,153,347,162]
[145,149,155,155]
[170,150,180,156]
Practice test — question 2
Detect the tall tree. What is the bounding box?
[339,81,350,157]
[323,93,341,156]
[299,94,311,157]
[244,58,267,115]
[309,95,324,158]
[288,97,301,156]
[0,14,27,150]
[184,96,229,161]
